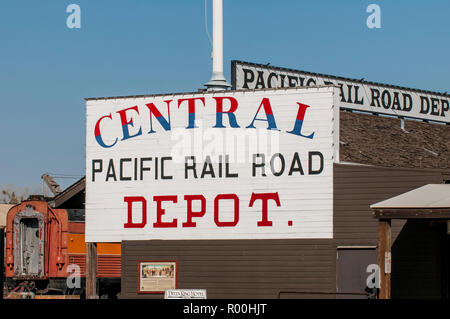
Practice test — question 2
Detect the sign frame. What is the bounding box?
[164,289,207,299]
[137,260,178,294]
[85,86,338,242]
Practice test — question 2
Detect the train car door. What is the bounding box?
[13,206,45,278]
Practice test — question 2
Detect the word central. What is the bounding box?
[94,96,316,148]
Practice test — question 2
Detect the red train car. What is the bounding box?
[4,200,121,298]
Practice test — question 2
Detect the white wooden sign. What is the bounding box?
[165,289,207,299]
[232,60,450,124]
[85,87,338,242]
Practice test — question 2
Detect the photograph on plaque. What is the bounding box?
[138,261,177,293]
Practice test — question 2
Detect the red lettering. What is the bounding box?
[153,195,178,228]
[178,97,206,129]
[116,106,142,140]
[123,196,147,228]
[213,96,240,128]
[123,192,282,230]
[214,194,239,227]
[248,192,280,226]
[182,195,206,227]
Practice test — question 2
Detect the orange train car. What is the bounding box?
[4,200,121,298]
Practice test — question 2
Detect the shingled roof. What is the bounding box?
[340,110,450,170]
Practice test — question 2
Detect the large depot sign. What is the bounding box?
[232,60,450,124]
[85,87,338,242]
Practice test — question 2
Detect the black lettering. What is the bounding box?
[288,75,298,87]
[347,85,353,103]
[255,71,265,89]
[242,68,254,89]
[306,78,316,86]
[140,157,152,180]
[392,92,401,110]
[370,88,381,107]
[354,86,364,105]
[106,159,117,181]
[420,96,430,114]
[430,98,440,116]
[218,155,223,178]
[288,152,304,175]
[120,158,132,181]
[161,157,173,180]
[200,156,215,178]
[381,90,391,109]
[441,99,449,117]
[299,76,306,86]
[252,154,266,177]
[403,94,413,112]
[92,159,102,182]
[308,151,324,175]
[338,83,347,103]
[279,74,286,88]
[270,153,285,177]
[185,156,197,179]
[267,73,278,88]
[225,155,238,178]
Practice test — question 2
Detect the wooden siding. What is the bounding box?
[333,163,446,246]
[120,163,449,299]
[121,239,336,299]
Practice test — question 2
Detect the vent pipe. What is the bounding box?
[204,0,231,91]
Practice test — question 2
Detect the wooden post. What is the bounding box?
[378,219,392,299]
[86,242,98,299]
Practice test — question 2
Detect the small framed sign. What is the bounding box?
[384,252,392,274]
[164,289,207,299]
[138,261,177,293]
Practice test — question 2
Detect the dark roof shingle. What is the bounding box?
[340,110,450,169]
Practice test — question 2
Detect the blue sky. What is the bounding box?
[0,0,449,193]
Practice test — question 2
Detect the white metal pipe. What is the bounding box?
[205,0,230,90]
[212,0,223,76]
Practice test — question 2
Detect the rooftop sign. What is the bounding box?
[232,60,449,124]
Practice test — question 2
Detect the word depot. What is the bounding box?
[123,192,283,229]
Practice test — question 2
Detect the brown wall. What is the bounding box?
[122,239,335,299]
[120,163,448,299]
[334,163,446,246]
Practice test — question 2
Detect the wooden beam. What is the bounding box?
[378,219,392,299]
[51,177,85,208]
[86,242,98,299]
[373,208,450,219]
